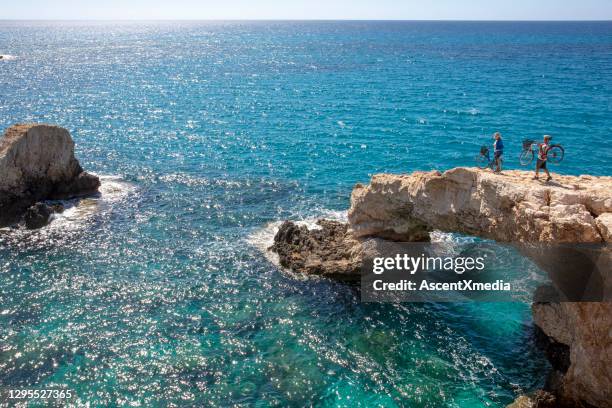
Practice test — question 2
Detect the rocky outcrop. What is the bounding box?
[270,167,612,407]
[596,213,612,242]
[346,169,612,407]
[22,202,65,229]
[0,124,100,227]
[270,220,363,278]
[23,202,53,229]
[349,168,611,243]
[506,390,558,408]
[531,302,612,408]
[272,168,612,272]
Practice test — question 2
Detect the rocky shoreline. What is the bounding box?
[270,168,612,408]
[0,124,100,229]
[3,123,610,406]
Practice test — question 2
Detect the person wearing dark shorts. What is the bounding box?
[534,135,552,181]
[493,132,503,173]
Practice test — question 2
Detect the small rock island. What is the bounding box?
[0,124,100,229]
[271,168,612,408]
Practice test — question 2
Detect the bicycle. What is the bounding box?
[475,146,501,171]
[519,139,564,166]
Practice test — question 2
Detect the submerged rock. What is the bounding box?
[0,124,100,227]
[50,203,65,214]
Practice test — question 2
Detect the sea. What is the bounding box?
[1,21,611,407]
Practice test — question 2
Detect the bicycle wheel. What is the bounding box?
[519,149,534,166]
[548,145,564,164]
[475,154,489,169]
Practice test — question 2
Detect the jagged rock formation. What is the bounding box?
[347,169,612,407]
[270,220,363,278]
[0,124,100,227]
[271,167,612,407]
[348,168,611,243]
[506,390,558,408]
[23,202,53,229]
[22,202,65,229]
[531,302,611,408]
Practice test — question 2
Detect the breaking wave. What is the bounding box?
[246,209,347,267]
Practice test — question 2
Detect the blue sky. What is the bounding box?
[2,0,612,20]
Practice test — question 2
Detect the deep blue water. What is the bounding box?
[0,21,611,407]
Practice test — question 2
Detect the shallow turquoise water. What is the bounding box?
[1,21,611,407]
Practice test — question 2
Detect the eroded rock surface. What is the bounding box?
[347,169,612,407]
[270,167,612,407]
[270,220,363,278]
[273,168,612,274]
[349,168,612,243]
[0,124,100,227]
[506,390,558,408]
[531,302,612,408]
[23,202,53,229]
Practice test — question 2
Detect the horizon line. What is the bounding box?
[1,18,612,22]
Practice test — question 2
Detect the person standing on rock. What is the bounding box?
[493,132,504,173]
[534,135,553,181]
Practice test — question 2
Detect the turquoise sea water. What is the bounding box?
[1,21,611,407]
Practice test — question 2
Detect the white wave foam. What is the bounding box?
[246,209,347,268]
[250,224,468,267]
[45,175,136,231]
[430,230,477,244]
[316,208,347,223]
[98,175,137,201]
[0,54,17,60]
[246,220,283,265]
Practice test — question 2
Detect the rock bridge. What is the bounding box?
[272,167,612,407]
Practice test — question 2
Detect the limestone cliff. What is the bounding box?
[348,168,611,243]
[348,168,612,407]
[531,301,611,408]
[0,124,100,227]
[271,167,612,407]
